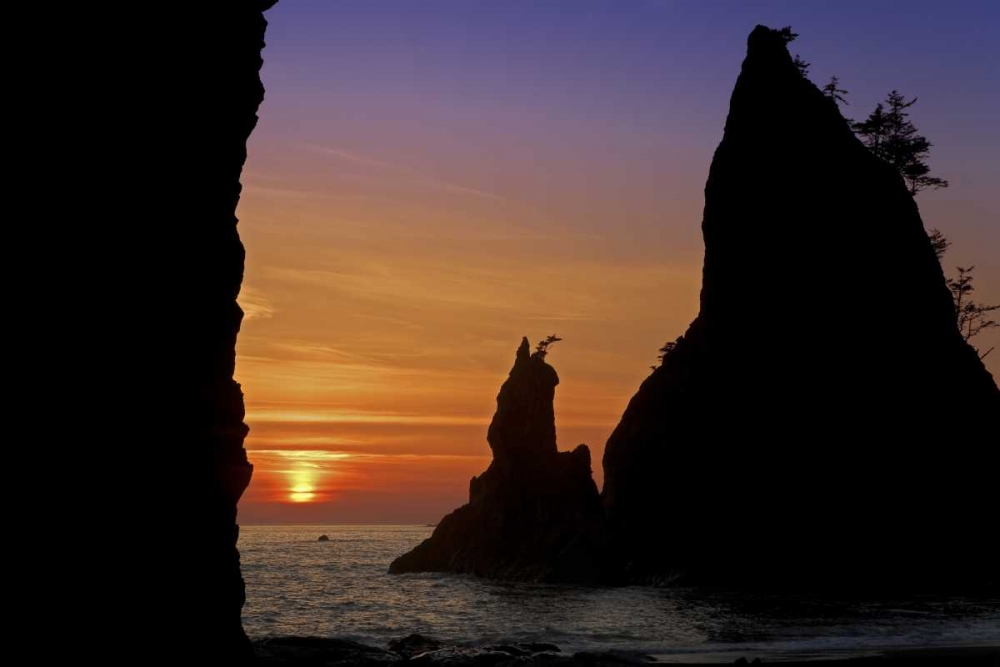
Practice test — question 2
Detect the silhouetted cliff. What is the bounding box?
[602,25,1000,590]
[391,338,607,582]
[24,2,275,661]
[113,2,273,658]
[164,4,274,656]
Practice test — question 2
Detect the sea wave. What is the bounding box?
[240,525,1000,656]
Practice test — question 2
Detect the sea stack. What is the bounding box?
[601,25,1000,590]
[390,338,607,582]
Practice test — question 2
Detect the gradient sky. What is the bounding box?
[236,1,1000,523]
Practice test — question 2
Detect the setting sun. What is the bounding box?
[289,483,315,503]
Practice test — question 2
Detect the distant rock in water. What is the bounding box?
[390,338,607,582]
[601,25,1000,590]
[318,534,330,542]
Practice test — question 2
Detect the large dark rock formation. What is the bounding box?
[159,3,274,656]
[24,3,274,661]
[156,6,273,658]
[390,338,607,582]
[601,26,1000,589]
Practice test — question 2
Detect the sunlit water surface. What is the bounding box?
[240,525,999,659]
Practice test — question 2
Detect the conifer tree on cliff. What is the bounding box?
[775,26,811,76]
[533,335,562,360]
[822,76,849,106]
[852,91,949,196]
[776,37,993,363]
[948,265,999,360]
[852,94,996,356]
[924,229,998,359]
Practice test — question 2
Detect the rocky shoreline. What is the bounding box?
[253,635,999,666]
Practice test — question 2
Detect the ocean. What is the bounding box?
[240,525,1000,661]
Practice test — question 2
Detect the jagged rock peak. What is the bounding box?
[488,337,560,467]
[516,336,530,361]
[600,24,999,590]
[390,338,606,582]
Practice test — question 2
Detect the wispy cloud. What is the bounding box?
[263,262,600,321]
[418,179,502,200]
[303,142,503,201]
[250,449,356,461]
[246,408,489,426]
[238,286,275,321]
[261,256,693,325]
[305,144,393,169]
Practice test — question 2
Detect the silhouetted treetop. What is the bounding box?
[853,90,948,195]
[775,26,798,44]
[823,76,849,106]
[928,228,950,261]
[793,54,810,76]
[533,335,563,360]
[656,338,682,365]
[770,26,810,76]
[926,230,997,360]
[948,266,999,359]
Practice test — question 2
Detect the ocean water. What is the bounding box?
[240,525,999,660]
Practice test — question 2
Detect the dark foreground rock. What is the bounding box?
[165,4,273,657]
[390,338,608,582]
[388,635,444,658]
[256,637,398,665]
[601,25,1000,590]
[253,637,1000,666]
[32,3,275,662]
[254,637,647,666]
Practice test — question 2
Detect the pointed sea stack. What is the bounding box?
[601,26,1000,590]
[390,338,607,582]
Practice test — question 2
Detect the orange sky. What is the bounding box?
[234,4,999,524]
[234,145,704,522]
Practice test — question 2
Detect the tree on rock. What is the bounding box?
[775,26,798,44]
[948,266,999,359]
[928,228,950,260]
[823,76,849,106]
[774,26,810,76]
[853,91,948,195]
[792,54,810,76]
[855,95,991,355]
[929,230,998,360]
[655,338,682,367]
[533,335,563,359]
